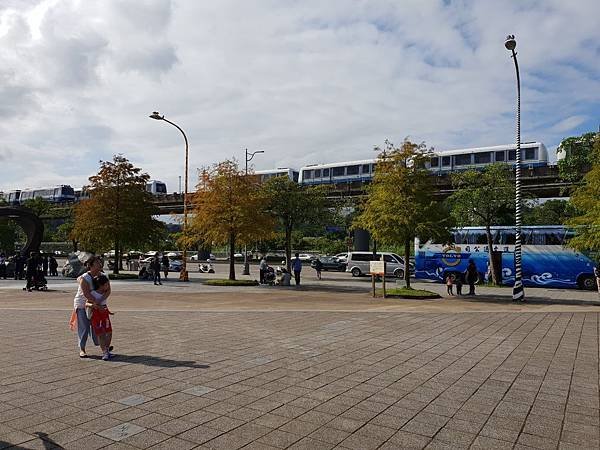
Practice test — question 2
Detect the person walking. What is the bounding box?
[259,257,268,284]
[446,274,454,296]
[24,252,38,291]
[151,254,162,285]
[292,253,302,286]
[594,266,600,298]
[314,258,323,280]
[14,253,24,280]
[455,272,463,296]
[466,260,478,295]
[0,253,6,279]
[161,254,169,279]
[49,255,58,276]
[42,255,49,277]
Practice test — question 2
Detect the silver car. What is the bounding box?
[346,251,409,278]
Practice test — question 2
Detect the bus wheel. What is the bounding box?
[578,275,596,290]
[394,269,404,279]
[351,268,361,277]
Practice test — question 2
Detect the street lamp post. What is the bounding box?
[504,35,524,302]
[149,111,189,282]
[243,148,264,276]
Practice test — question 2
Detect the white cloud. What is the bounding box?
[0,0,599,193]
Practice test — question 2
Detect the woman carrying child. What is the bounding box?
[72,256,111,359]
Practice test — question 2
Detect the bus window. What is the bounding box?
[563,229,576,244]
[545,231,563,245]
[474,152,491,164]
[453,231,468,244]
[347,165,359,175]
[495,151,505,162]
[467,230,487,244]
[500,230,515,245]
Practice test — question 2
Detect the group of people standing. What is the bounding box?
[446,260,479,296]
[0,251,59,281]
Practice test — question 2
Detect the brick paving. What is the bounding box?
[1,306,599,449]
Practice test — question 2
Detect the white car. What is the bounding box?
[334,252,348,263]
[298,253,316,261]
[190,253,215,261]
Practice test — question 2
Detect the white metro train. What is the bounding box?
[296,141,548,185]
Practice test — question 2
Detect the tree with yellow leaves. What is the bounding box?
[188,160,275,280]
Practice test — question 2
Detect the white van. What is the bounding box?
[346,252,408,278]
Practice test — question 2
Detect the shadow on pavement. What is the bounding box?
[88,354,210,368]
[0,432,61,449]
[457,294,600,307]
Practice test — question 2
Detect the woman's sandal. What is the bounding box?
[79,351,88,358]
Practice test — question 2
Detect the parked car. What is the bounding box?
[334,252,348,263]
[169,260,183,272]
[297,253,316,261]
[191,253,215,261]
[310,256,346,271]
[345,251,413,278]
[166,251,181,258]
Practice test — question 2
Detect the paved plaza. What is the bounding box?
[1,274,600,449]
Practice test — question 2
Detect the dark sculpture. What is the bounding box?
[0,207,44,256]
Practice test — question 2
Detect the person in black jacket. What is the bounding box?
[151,254,162,285]
[25,252,39,291]
[466,260,478,295]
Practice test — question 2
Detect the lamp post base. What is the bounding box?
[243,262,250,275]
[179,270,189,282]
[512,281,524,301]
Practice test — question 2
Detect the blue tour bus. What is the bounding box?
[415,226,598,290]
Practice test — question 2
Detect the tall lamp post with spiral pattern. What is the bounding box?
[505,35,525,302]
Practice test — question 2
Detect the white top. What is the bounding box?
[73,272,94,309]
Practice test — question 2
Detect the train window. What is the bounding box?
[474,152,491,164]
[454,154,472,166]
[293,172,299,182]
[347,165,359,175]
[303,170,312,179]
[495,151,505,162]
[322,168,329,178]
[524,148,536,160]
[362,164,370,173]
[332,167,345,176]
[430,157,439,167]
[545,232,563,245]
[314,169,321,178]
[508,150,516,161]
[442,156,451,166]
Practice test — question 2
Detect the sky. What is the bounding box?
[0,0,599,193]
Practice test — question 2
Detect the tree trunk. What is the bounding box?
[485,226,498,285]
[285,226,292,272]
[404,239,411,289]
[229,232,236,280]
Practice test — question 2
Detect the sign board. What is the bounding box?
[369,260,385,275]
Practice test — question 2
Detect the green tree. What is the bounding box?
[567,134,600,253]
[557,132,597,182]
[261,175,330,272]
[447,164,515,285]
[188,160,274,280]
[71,155,163,274]
[22,197,51,217]
[354,139,450,288]
[523,199,577,226]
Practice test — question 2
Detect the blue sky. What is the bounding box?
[0,0,599,193]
